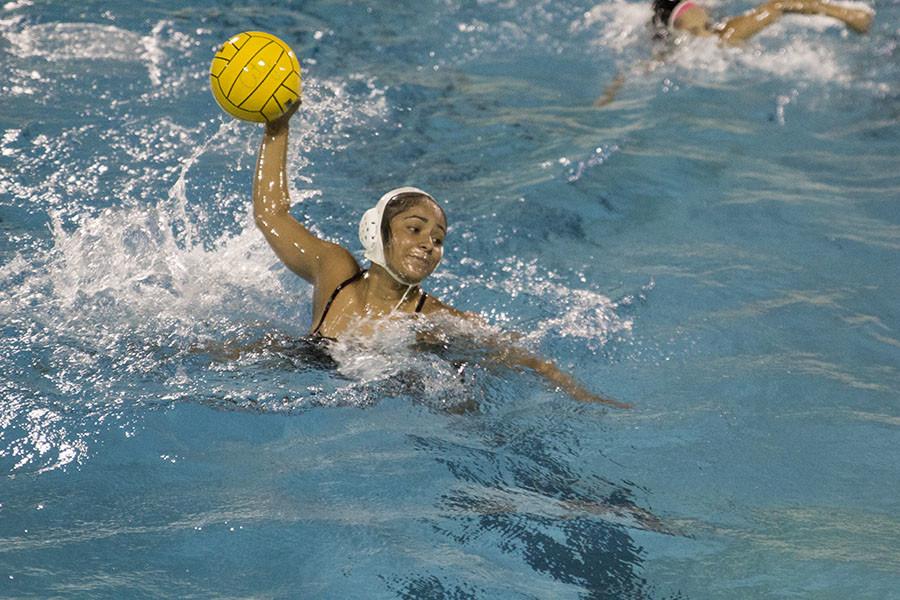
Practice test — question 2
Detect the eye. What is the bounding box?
[408,226,420,234]
[433,237,443,246]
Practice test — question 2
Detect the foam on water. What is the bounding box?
[2,20,191,91]
[483,257,634,349]
[6,22,147,60]
[571,0,658,53]
[2,0,32,11]
[666,33,847,83]
[0,194,291,471]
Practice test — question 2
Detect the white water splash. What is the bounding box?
[572,0,656,52]
[6,409,88,474]
[485,258,634,349]
[0,51,391,473]
[665,34,847,83]
[5,22,146,60]
[3,19,214,98]
[2,0,33,11]
[46,206,286,329]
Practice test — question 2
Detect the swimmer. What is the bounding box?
[595,0,874,106]
[253,102,630,409]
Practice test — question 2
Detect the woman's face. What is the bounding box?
[674,5,712,35]
[384,200,446,284]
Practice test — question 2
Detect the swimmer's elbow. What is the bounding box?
[253,200,292,229]
[253,211,271,233]
[253,211,289,243]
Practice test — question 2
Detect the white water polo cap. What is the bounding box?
[358,186,439,284]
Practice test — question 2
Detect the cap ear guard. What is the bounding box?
[358,206,381,258]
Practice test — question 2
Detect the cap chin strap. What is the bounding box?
[362,265,414,316]
[379,256,415,288]
[372,258,415,315]
[367,254,415,313]
[391,283,414,314]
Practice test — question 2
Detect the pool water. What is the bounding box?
[1,0,898,597]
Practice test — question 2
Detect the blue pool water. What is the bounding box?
[1,0,898,597]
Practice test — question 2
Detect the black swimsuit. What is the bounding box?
[310,269,427,339]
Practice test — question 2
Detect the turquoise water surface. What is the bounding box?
[1,1,898,598]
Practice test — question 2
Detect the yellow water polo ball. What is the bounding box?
[209,31,302,123]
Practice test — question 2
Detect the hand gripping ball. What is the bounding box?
[210,31,302,123]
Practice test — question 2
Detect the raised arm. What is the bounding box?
[253,104,358,291]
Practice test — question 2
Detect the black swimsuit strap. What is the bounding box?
[311,269,366,335]
[312,269,427,336]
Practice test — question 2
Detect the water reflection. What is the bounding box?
[406,415,682,598]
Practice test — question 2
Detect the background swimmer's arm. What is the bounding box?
[717,3,785,43]
[594,55,665,108]
[717,0,872,42]
[594,73,626,108]
[253,105,359,288]
[769,0,873,33]
[425,299,631,408]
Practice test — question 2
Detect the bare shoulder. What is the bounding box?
[316,238,359,278]
[312,242,361,301]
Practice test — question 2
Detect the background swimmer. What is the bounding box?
[253,103,630,408]
[595,0,874,106]
[654,0,872,43]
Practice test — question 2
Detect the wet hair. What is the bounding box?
[381,193,446,244]
[652,0,682,37]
